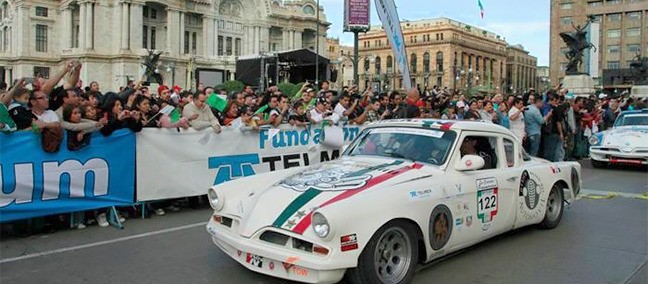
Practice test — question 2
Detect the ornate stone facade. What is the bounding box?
[357,18,509,94]
[0,0,328,90]
[506,44,538,95]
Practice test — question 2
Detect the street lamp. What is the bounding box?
[165,61,176,86]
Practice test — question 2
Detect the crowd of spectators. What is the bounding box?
[1,60,646,235]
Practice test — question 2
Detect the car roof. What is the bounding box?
[618,109,648,116]
[365,119,515,136]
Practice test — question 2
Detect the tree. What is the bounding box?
[215,80,245,94]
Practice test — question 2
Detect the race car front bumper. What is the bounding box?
[206,218,346,284]
[590,147,648,165]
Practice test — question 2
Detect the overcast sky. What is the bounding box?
[319,0,550,66]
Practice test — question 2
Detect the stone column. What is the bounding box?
[202,16,215,57]
[289,30,295,50]
[282,29,288,50]
[179,12,185,54]
[84,2,94,50]
[61,6,73,49]
[120,2,129,50]
[78,3,86,49]
[253,26,259,55]
[212,18,218,57]
[261,26,270,52]
[129,2,143,50]
[294,30,302,49]
[15,6,28,56]
[166,9,179,55]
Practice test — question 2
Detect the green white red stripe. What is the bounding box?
[291,163,423,234]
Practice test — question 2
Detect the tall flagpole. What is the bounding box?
[315,0,320,85]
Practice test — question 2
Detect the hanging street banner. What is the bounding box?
[0,130,136,222]
[375,0,411,90]
[344,0,371,32]
[135,125,364,201]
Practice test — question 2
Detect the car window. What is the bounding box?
[459,135,498,170]
[504,138,515,167]
[347,127,457,165]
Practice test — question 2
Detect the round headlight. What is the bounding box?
[207,188,224,210]
[311,212,330,238]
[588,135,599,146]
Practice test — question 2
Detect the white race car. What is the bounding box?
[589,109,648,167]
[206,119,581,284]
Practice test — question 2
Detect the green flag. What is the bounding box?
[169,109,181,123]
[253,104,269,115]
[207,93,228,112]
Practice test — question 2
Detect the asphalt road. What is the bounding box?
[1,160,646,284]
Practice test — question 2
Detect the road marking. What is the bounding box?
[0,222,207,264]
[578,189,648,200]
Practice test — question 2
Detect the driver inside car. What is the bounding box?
[460,136,496,169]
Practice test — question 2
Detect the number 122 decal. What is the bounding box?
[477,188,498,223]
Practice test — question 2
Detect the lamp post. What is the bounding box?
[165,62,176,86]
[315,0,320,85]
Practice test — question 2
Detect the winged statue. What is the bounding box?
[559,15,597,75]
[142,49,164,85]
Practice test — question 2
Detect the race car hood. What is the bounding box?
[602,126,648,151]
[235,156,432,238]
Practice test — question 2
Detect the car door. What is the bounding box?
[450,132,517,244]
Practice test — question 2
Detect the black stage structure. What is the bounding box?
[236,49,329,89]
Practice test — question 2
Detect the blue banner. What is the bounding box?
[0,130,136,222]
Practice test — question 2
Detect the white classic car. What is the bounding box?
[206,119,581,284]
[589,109,648,167]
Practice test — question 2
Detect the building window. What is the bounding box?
[191,32,197,54]
[606,0,620,4]
[363,57,369,72]
[627,28,641,37]
[217,36,223,55]
[627,11,641,21]
[387,55,393,73]
[607,45,620,53]
[410,53,417,73]
[423,52,430,73]
[35,6,48,17]
[560,3,572,9]
[592,15,603,22]
[560,17,572,25]
[150,9,157,19]
[33,67,50,78]
[607,29,620,38]
[226,37,232,56]
[588,1,602,7]
[150,27,156,49]
[3,27,8,52]
[375,56,381,75]
[35,24,47,52]
[607,61,620,69]
[436,51,443,72]
[627,44,641,53]
[235,38,241,56]
[607,13,621,22]
[143,26,148,48]
[143,7,148,18]
[184,31,190,54]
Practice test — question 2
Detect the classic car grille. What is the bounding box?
[599,147,620,152]
[259,230,329,255]
[635,149,648,154]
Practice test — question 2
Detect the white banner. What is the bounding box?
[375,0,411,90]
[135,125,364,201]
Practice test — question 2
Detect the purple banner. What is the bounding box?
[344,0,370,31]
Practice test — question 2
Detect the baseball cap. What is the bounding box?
[566,92,575,99]
[456,101,466,108]
[598,93,607,99]
[157,85,170,94]
[306,88,315,93]
[316,97,328,105]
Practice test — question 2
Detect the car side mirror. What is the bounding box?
[455,155,485,171]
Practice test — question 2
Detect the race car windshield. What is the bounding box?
[346,127,457,165]
[615,114,648,127]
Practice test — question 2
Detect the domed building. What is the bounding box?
[0,0,328,90]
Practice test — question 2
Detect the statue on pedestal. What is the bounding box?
[629,51,648,85]
[559,15,597,75]
[142,49,164,85]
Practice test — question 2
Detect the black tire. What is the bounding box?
[538,184,564,230]
[346,221,419,284]
[591,159,606,168]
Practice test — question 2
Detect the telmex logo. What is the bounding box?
[208,154,260,185]
[0,159,110,207]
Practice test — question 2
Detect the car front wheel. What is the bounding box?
[346,221,419,284]
[538,184,564,229]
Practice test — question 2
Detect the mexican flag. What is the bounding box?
[478,0,485,19]
[207,93,228,112]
